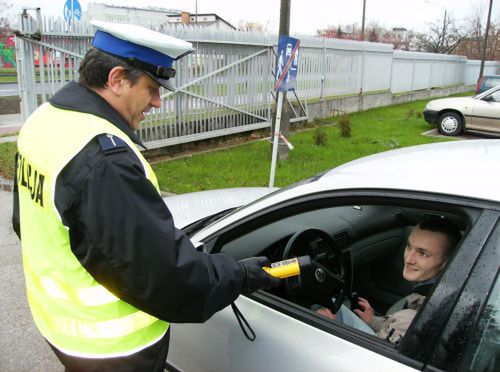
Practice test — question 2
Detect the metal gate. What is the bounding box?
[15,9,307,149]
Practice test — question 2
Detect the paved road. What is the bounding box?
[0,83,20,97]
[0,190,62,371]
[0,114,23,136]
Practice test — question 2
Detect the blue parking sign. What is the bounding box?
[64,0,82,24]
[274,35,300,92]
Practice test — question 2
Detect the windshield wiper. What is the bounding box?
[182,208,237,236]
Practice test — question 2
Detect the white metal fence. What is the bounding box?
[15,11,500,148]
[464,60,500,85]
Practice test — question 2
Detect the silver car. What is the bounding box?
[423,85,500,136]
[166,140,500,372]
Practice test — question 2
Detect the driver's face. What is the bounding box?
[402,226,448,283]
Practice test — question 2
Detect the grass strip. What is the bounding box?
[152,96,466,193]
[0,92,472,189]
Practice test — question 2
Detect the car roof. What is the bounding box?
[310,139,500,202]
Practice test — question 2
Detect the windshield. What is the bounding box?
[235,170,326,210]
[188,171,328,236]
[182,208,238,237]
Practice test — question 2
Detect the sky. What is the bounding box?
[7,0,500,35]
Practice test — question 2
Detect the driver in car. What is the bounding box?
[316,217,461,344]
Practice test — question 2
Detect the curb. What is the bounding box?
[0,135,18,143]
[0,176,14,192]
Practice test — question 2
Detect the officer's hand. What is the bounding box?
[239,256,281,295]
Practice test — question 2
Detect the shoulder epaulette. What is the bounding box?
[97,134,128,155]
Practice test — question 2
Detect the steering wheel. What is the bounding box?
[282,228,350,314]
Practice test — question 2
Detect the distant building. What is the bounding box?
[454,35,500,61]
[391,27,420,51]
[84,3,180,25]
[166,12,236,31]
[84,3,235,31]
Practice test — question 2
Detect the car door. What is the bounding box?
[468,89,500,133]
[166,191,496,372]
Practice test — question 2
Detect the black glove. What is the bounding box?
[239,256,281,295]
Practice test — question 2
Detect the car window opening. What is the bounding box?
[218,199,478,348]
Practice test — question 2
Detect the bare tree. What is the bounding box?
[0,1,14,31]
[454,5,500,61]
[237,20,269,32]
[367,28,380,42]
[0,1,16,68]
[317,25,343,38]
[416,14,466,54]
[365,21,384,42]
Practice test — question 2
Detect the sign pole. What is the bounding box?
[269,91,284,187]
[269,34,299,188]
[277,0,291,161]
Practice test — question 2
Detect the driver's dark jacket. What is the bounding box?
[12,81,246,370]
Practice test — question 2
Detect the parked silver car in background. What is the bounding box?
[165,140,500,372]
[476,75,500,94]
[423,85,500,136]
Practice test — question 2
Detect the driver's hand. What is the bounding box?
[354,297,374,324]
[239,257,281,295]
[316,307,336,320]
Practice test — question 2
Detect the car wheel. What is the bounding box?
[438,112,463,136]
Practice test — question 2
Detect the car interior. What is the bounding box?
[211,197,480,340]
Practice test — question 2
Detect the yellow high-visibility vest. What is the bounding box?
[17,103,168,358]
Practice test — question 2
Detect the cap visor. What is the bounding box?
[144,71,175,92]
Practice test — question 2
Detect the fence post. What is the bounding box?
[410,56,416,93]
[359,41,366,111]
[428,57,434,89]
[388,50,394,93]
[16,11,38,122]
[320,38,326,117]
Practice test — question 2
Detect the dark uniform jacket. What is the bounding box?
[13,81,247,371]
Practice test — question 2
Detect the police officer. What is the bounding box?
[12,21,280,371]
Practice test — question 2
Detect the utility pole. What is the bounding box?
[479,0,494,81]
[275,0,290,161]
[195,0,198,25]
[361,0,366,41]
[441,9,447,50]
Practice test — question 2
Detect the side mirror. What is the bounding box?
[482,95,495,102]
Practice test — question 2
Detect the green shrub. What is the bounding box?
[313,127,327,146]
[338,115,351,137]
[405,109,414,121]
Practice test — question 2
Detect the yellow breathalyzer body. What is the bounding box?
[263,256,311,278]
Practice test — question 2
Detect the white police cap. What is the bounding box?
[91,20,193,91]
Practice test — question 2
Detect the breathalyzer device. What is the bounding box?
[263,256,311,278]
